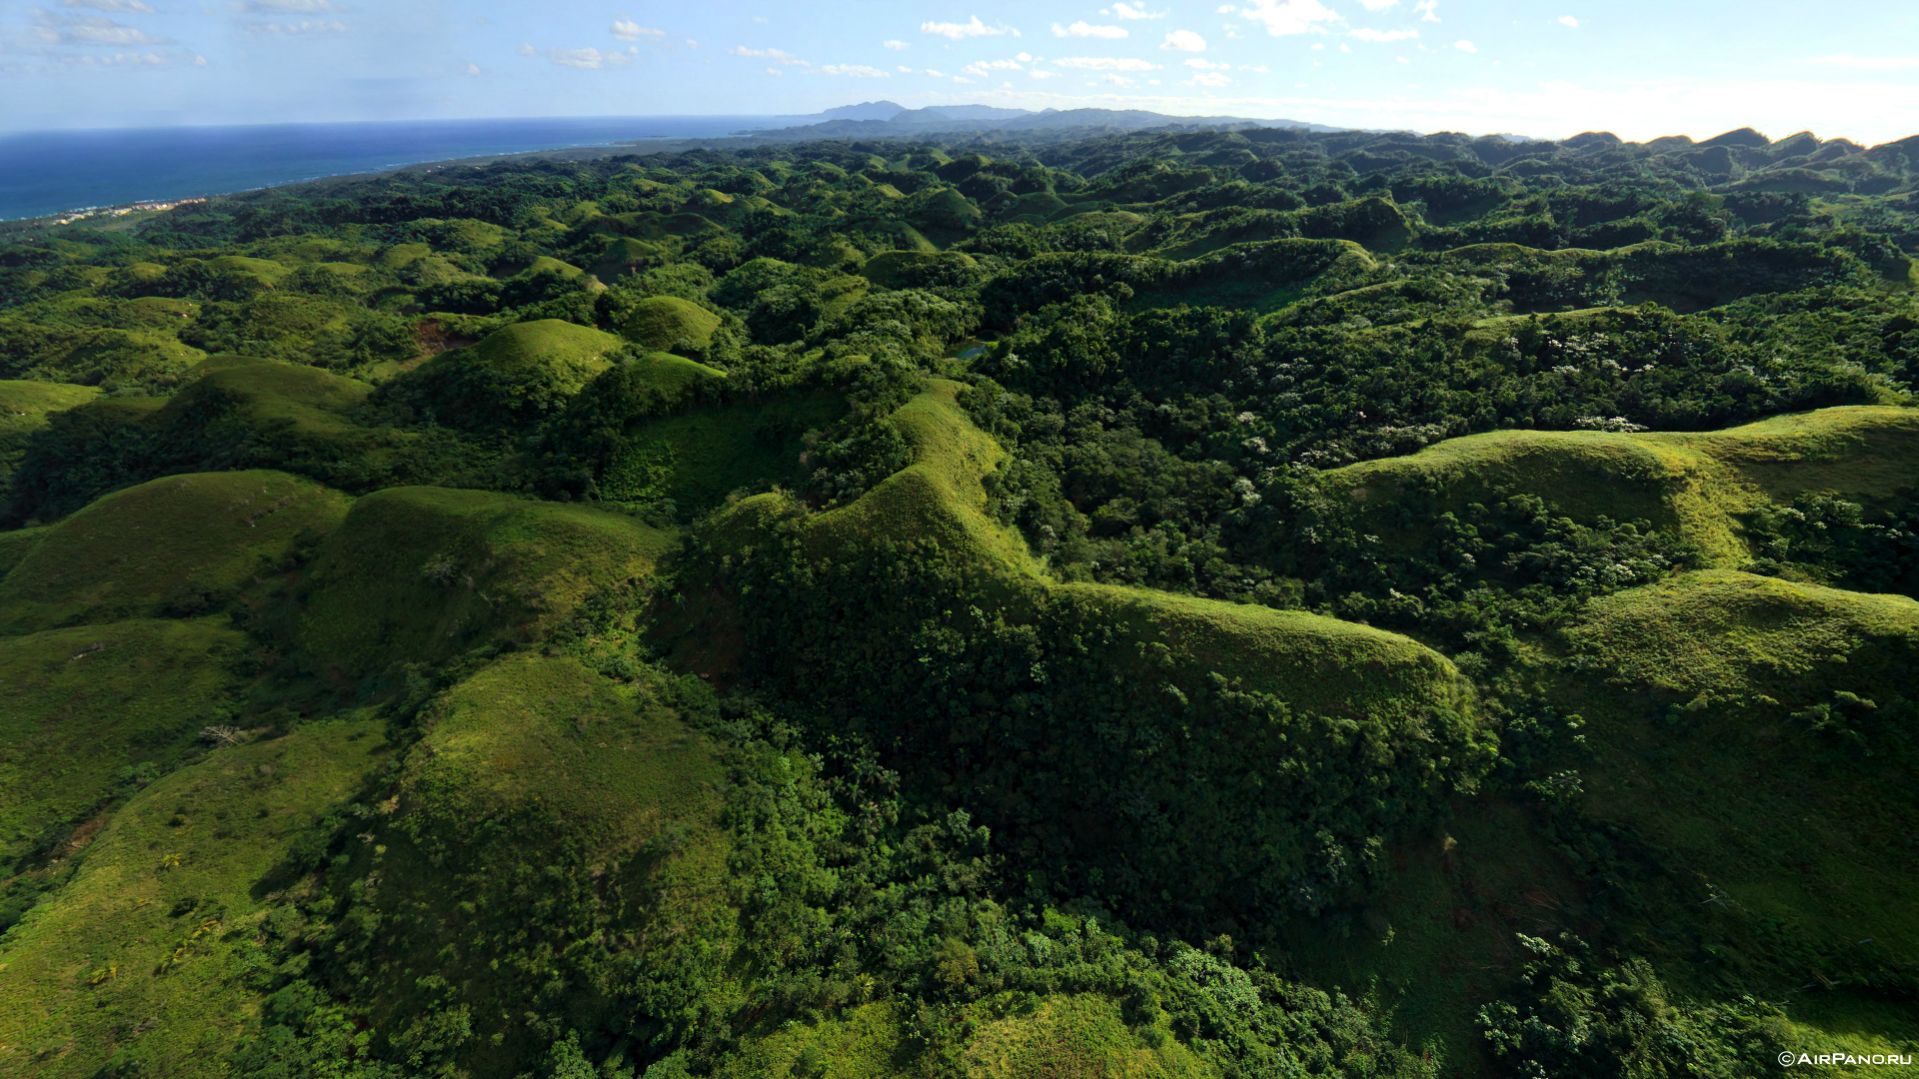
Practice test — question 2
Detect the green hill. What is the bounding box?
[694,381,1489,925]
[0,717,387,1077]
[1326,405,1919,564]
[0,619,245,869]
[1566,571,1919,986]
[7,123,1919,1077]
[293,486,673,683]
[0,470,349,634]
[328,654,734,1072]
[613,295,722,356]
[393,318,623,426]
[0,380,100,484]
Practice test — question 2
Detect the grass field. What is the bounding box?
[0,470,349,634]
[614,295,722,355]
[600,391,843,513]
[1566,571,1919,989]
[0,717,388,1077]
[293,486,674,683]
[0,618,246,868]
[348,653,736,1071]
[1326,405,1919,564]
[0,381,101,484]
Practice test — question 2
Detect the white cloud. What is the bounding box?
[244,19,348,35]
[883,39,909,49]
[1189,70,1230,86]
[823,63,889,76]
[610,20,664,42]
[1239,0,1341,37]
[1055,55,1161,70]
[1806,54,1919,71]
[240,0,335,10]
[1350,27,1416,42]
[964,57,1024,76]
[1030,68,1057,78]
[61,0,155,12]
[1414,0,1439,22]
[1454,38,1475,53]
[898,64,913,72]
[465,62,480,76]
[49,49,169,66]
[35,11,168,46]
[1356,0,1398,9]
[1558,15,1579,28]
[1106,2,1167,17]
[549,46,629,69]
[733,45,808,66]
[921,15,1018,39]
[1054,21,1127,39]
[925,67,945,77]
[1162,29,1207,51]
[518,42,536,56]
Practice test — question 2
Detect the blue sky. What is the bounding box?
[4,1,1918,143]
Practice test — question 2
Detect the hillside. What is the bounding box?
[0,124,1916,1077]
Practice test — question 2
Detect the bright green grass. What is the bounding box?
[0,619,245,867]
[354,653,735,1070]
[203,254,291,283]
[293,486,674,682]
[401,319,623,423]
[405,653,726,862]
[0,716,388,1077]
[960,994,1214,1078]
[713,995,1214,1078]
[171,354,374,436]
[1566,570,1919,983]
[0,381,101,433]
[454,317,621,381]
[858,250,980,289]
[600,392,844,513]
[615,295,722,354]
[0,470,350,634]
[712,1003,912,1078]
[0,380,100,484]
[0,527,46,578]
[627,351,725,395]
[1326,405,1919,564]
[728,378,1478,723]
[509,254,598,286]
[1058,581,1473,718]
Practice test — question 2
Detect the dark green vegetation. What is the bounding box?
[3,122,1919,1076]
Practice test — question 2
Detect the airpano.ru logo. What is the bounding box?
[1779,1050,1914,1068]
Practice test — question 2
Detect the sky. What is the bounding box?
[3,1,1919,144]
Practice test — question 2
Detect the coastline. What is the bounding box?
[0,117,774,227]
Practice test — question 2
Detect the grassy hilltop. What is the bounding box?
[1,124,1918,1076]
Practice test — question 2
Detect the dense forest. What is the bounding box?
[2,121,1918,1077]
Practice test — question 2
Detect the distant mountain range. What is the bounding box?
[754,100,1344,139]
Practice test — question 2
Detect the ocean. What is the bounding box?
[0,115,773,222]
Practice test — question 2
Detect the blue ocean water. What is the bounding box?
[0,116,771,221]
